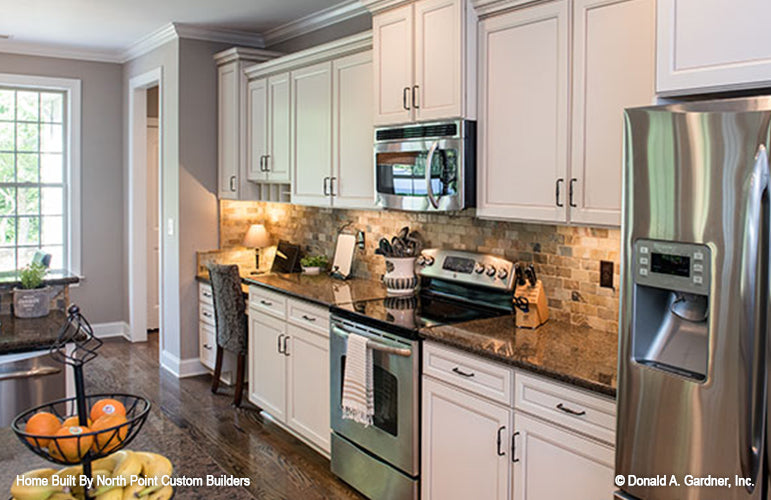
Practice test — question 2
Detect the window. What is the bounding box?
[0,75,80,275]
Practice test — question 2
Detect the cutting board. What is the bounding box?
[331,234,356,279]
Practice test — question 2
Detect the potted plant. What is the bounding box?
[13,263,51,318]
[300,255,329,275]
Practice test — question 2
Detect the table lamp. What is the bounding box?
[243,224,271,275]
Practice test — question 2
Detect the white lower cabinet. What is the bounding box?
[512,412,614,500]
[422,341,615,500]
[422,377,511,500]
[247,288,331,456]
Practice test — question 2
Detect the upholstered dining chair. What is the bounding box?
[206,263,247,406]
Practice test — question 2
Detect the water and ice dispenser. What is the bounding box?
[631,240,711,382]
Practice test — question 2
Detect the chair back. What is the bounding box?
[206,264,247,355]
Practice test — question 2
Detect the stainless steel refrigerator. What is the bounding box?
[616,96,771,500]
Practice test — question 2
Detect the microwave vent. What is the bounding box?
[376,123,458,141]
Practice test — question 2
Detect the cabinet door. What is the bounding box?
[414,0,462,121]
[569,0,655,226]
[422,377,511,500]
[248,308,287,422]
[286,325,331,454]
[332,52,376,210]
[512,412,614,500]
[218,62,240,199]
[657,0,771,95]
[291,62,333,207]
[476,1,569,223]
[373,4,414,125]
[267,73,291,183]
[247,78,268,182]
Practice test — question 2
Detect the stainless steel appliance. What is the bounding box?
[616,96,771,500]
[1,349,66,427]
[374,120,476,212]
[330,249,514,499]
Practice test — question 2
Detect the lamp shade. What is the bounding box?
[243,224,270,248]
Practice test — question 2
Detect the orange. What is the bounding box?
[90,399,126,422]
[49,426,93,462]
[62,416,91,428]
[25,412,61,447]
[91,414,128,453]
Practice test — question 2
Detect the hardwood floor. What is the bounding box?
[91,333,363,500]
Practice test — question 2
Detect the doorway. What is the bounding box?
[146,86,160,332]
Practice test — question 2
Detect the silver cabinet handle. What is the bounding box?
[556,403,586,416]
[323,176,330,196]
[264,154,271,172]
[569,178,578,208]
[230,175,237,192]
[260,300,273,307]
[202,311,213,318]
[412,85,419,109]
[425,140,440,209]
[259,155,265,172]
[203,344,213,351]
[555,178,564,207]
[511,431,520,463]
[277,333,284,354]
[282,335,290,356]
[452,367,475,378]
[330,177,337,197]
[403,87,411,110]
[202,292,212,298]
[0,366,61,381]
[496,426,506,456]
[302,315,317,322]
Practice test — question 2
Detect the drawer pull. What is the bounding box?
[556,403,586,416]
[202,312,213,318]
[301,315,317,322]
[496,426,506,456]
[202,291,212,298]
[260,300,273,306]
[203,344,212,350]
[452,367,475,378]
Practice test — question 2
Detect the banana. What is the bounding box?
[53,466,84,497]
[111,451,142,482]
[145,485,173,500]
[9,468,63,500]
[135,453,172,497]
[91,453,120,473]
[121,483,143,500]
[48,493,78,500]
[94,488,123,500]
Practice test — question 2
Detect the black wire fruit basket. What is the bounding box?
[9,305,153,498]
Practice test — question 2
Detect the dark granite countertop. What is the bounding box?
[0,310,72,355]
[243,273,388,307]
[0,270,79,289]
[421,316,618,397]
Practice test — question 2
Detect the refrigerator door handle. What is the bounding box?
[739,144,769,492]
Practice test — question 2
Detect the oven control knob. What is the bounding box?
[486,265,496,277]
[417,256,426,266]
[497,268,509,280]
[474,263,485,274]
[423,255,435,267]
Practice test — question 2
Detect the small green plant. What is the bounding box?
[19,263,47,289]
[301,255,329,269]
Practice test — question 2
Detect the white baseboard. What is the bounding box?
[160,350,209,379]
[91,321,131,341]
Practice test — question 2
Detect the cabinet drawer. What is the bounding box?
[423,342,513,406]
[199,283,214,305]
[199,323,216,370]
[514,372,615,445]
[287,298,330,337]
[199,302,216,326]
[249,286,287,319]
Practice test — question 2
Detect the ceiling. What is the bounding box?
[0,0,357,60]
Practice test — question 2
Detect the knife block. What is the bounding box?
[515,280,549,329]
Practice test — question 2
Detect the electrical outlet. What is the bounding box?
[600,261,614,289]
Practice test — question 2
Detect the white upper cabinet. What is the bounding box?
[373,4,415,125]
[290,62,334,207]
[477,0,570,223]
[247,78,268,182]
[268,73,292,183]
[370,0,475,125]
[332,52,376,209]
[657,0,771,95]
[569,0,655,226]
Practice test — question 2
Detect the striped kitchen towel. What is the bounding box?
[341,333,374,426]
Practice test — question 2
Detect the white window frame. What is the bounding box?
[0,73,81,276]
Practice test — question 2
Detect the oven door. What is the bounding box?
[375,138,464,211]
[330,318,420,476]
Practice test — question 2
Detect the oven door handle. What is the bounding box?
[425,140,440,209]
[331,326,412,358]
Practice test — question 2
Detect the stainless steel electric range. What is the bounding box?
[329,249,517,500]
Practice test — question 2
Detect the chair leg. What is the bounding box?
[211,346,224,394]
[234,353,246,407]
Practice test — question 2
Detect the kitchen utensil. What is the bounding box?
[379,238,393,257]
[525,265,537,286]
[406,231,424,253]
[514,264,525,287]
[397,226,409,242]
[331,233,356,279]
[392,239,406,257]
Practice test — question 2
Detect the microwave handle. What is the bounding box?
[425,140,440,209]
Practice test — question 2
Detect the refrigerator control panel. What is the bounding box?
[634,240,711,295]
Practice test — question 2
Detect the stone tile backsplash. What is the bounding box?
[219,200,621,334]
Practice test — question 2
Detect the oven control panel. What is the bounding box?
[418,249,515,291]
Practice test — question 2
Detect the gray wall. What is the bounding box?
[267,14,372,53]
[0,52,124,324]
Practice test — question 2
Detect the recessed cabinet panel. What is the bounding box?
[291,62,333,207]
[247,78,268,182]
[218,64,239,199]
[268,73,291,183]
[373,4,415,125]
[248,309,287,422]
[570,0,655,226]
[477,1,569,223]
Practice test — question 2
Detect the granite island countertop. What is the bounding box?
[0,310,72,355]
[421,316,618,397]
[197,272,388,307]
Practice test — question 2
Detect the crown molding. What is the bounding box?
[0,40,124,63]
[214,47,283,65]
[262,0,370,47]
[121,23,178,63]
[360,0,412,15]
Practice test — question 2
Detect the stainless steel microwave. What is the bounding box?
[374,120,476,212]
